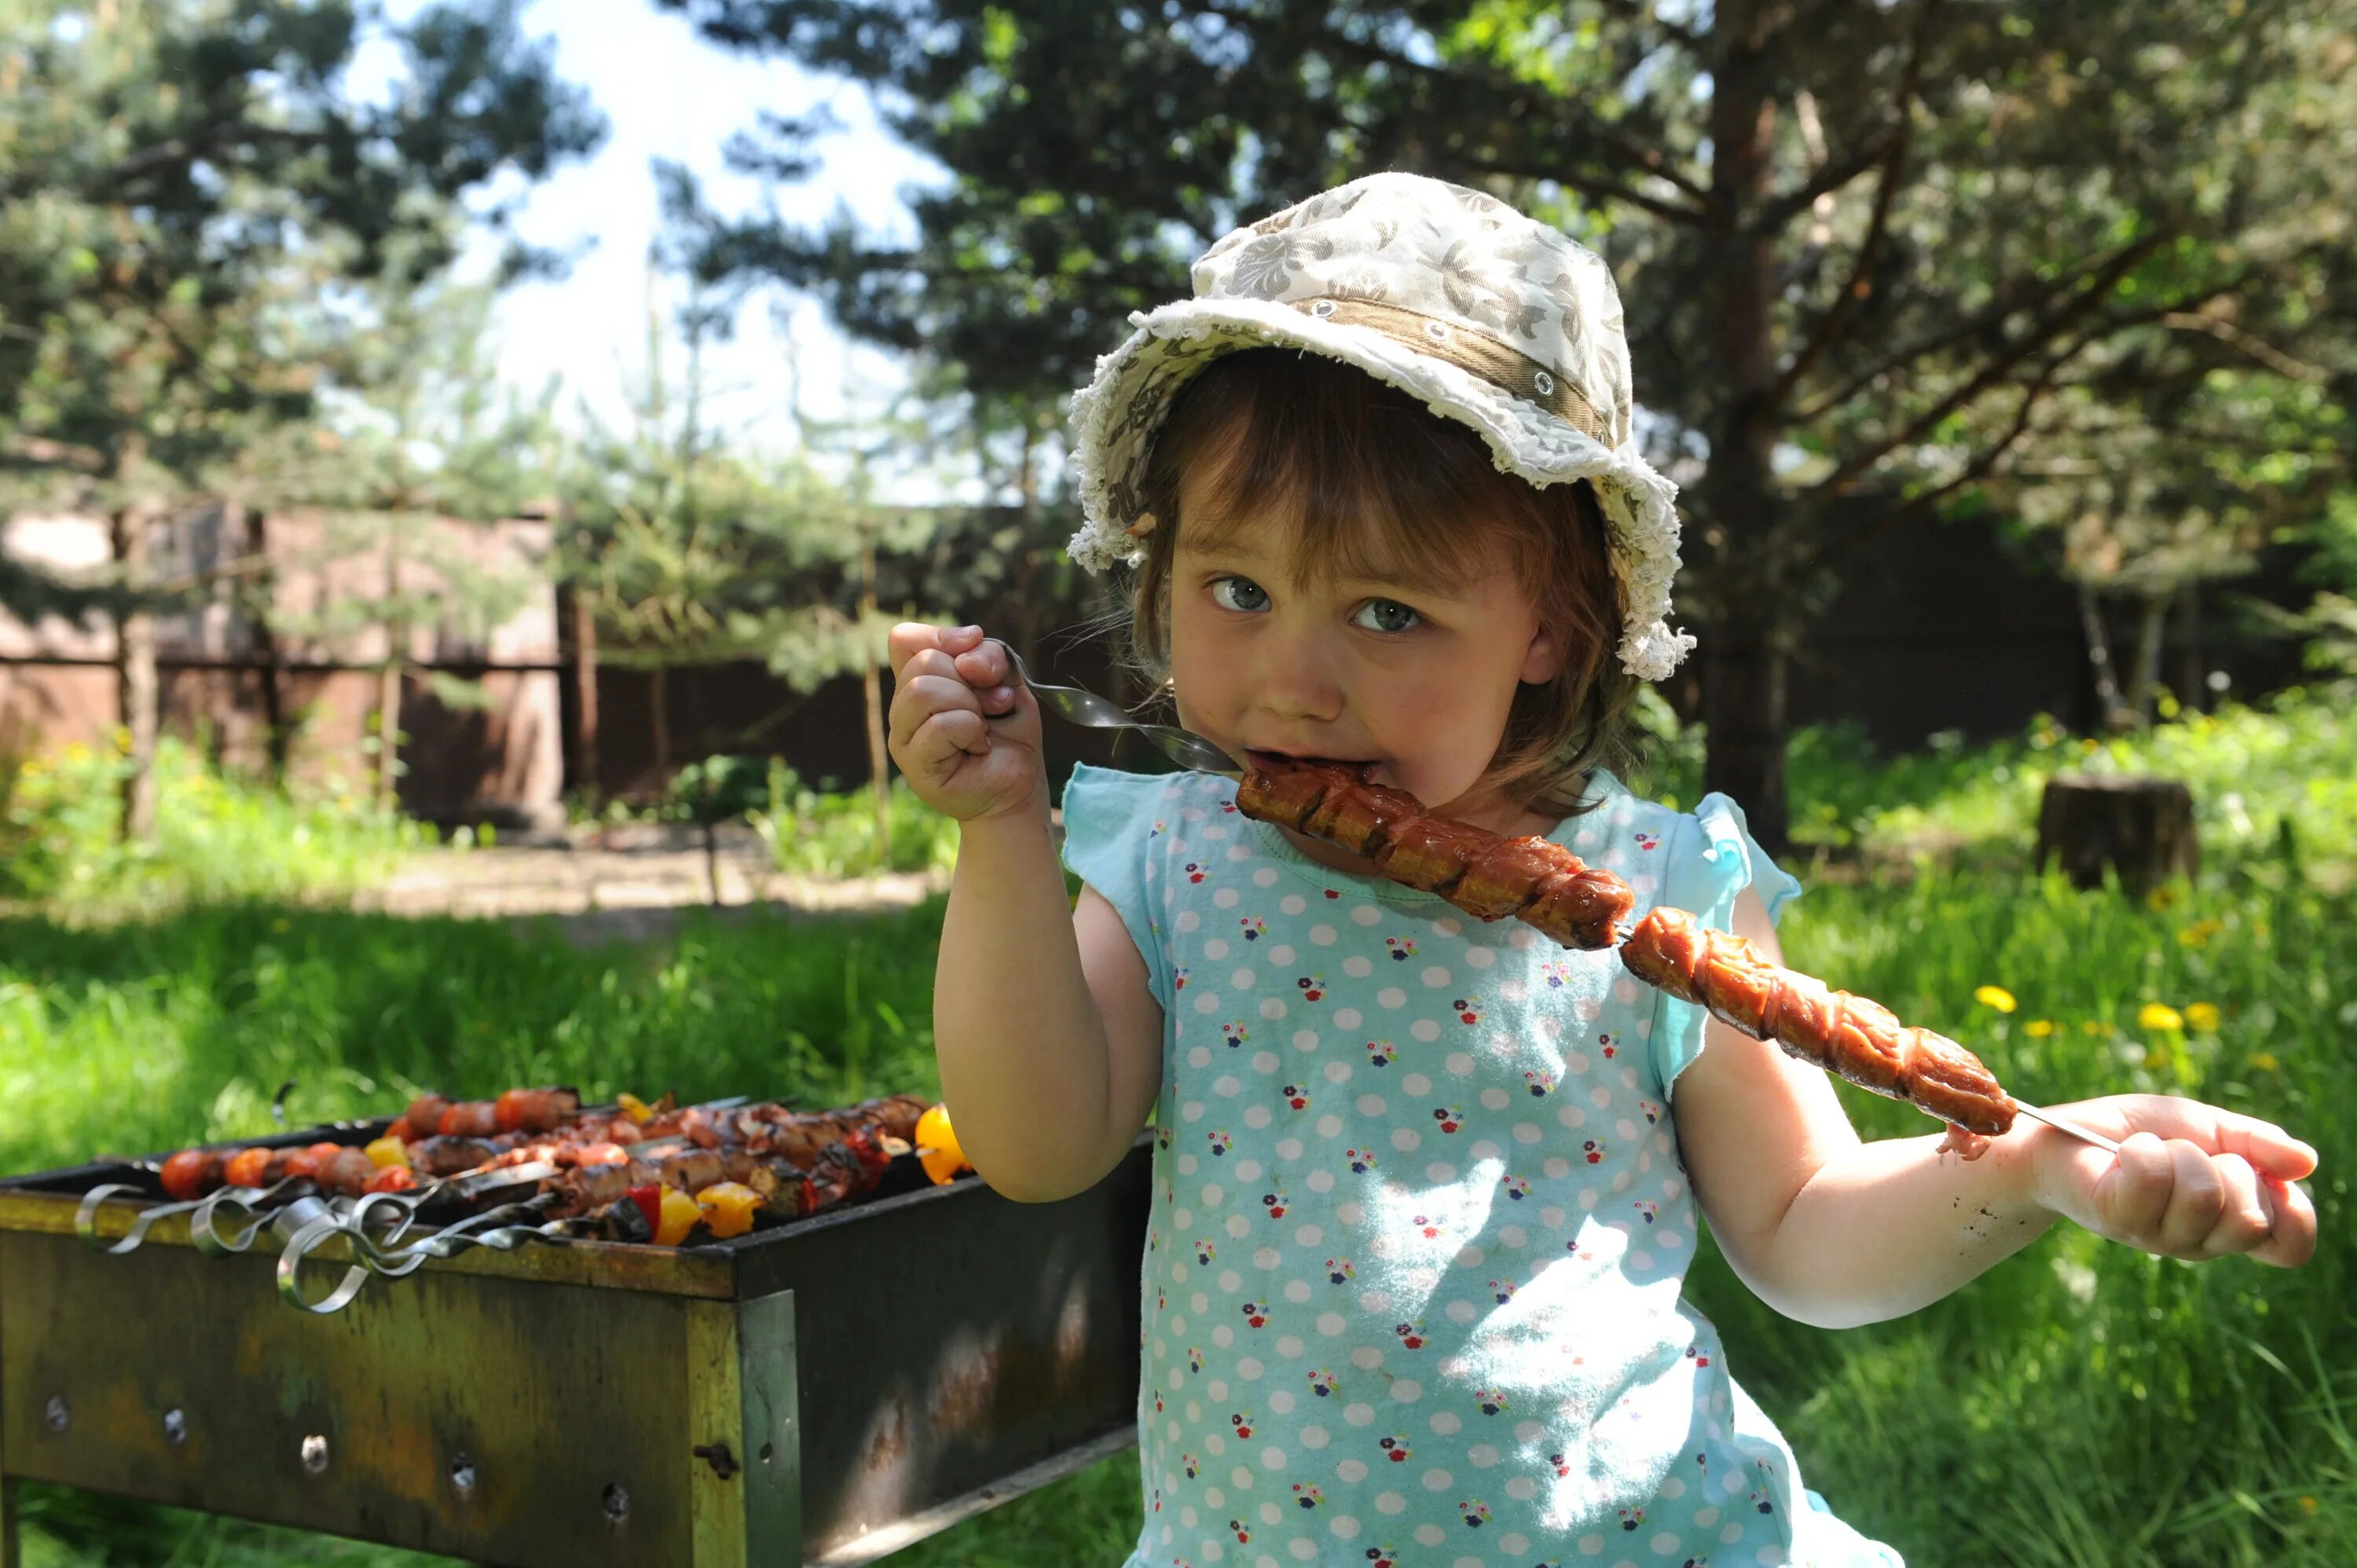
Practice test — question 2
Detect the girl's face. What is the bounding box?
[1168,472,1563,865]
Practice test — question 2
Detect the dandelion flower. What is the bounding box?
[2249,1053,2280,1072]
[2083,1020,2107,1036]
[2139,1003,2184,1032]
[2183,1002,2220,1032]
[2024,1020,2055,1039]
[1974,986,2018,1014]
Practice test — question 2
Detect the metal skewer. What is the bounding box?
[989,639,1244,778]
[2013,1103,2122,1156]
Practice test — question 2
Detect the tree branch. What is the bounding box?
[1758,0,1937,418]
[1799,231,2166,498]
[1455,154,1710,225]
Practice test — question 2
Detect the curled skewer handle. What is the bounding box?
[276,1207,377,1315]
[361,1194,537,1277]
[75,1184,196,1255]
[190,1177,312,1257]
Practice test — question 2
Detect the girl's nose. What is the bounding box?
[1249,629,1347,724]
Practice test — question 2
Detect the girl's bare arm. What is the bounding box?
[889,622,1164,1202]
[1673,888,2315,1328]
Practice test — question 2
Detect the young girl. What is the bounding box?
[885,173,2317,1568]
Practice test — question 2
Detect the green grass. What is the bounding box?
[6,695,2355,1566]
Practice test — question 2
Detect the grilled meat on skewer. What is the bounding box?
[1618,907,2018,1141]
[1233,760,1634,950]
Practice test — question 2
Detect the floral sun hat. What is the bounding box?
[1066,170,1695,681]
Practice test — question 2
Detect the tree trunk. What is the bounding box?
[110,498,159,844]
[860,533,892,869]
[2077,584,2130,731]
[650,665,671,786]
[243,502,290,789]
[2125,590,2170,727]
[1694,0,1794,855]
[2176,581,2204,713]
[567,586,601,805]
[2035,774,2198,896]
[375,526,404,812]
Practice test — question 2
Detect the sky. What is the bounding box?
[371,0,965,500]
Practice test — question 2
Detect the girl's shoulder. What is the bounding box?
[1581,769,1803,927]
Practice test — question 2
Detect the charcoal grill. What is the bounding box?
[0,1121,1152,1566]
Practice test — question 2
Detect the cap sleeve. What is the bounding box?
[1648,793,1803,1098]
[1058,763,1179,1013]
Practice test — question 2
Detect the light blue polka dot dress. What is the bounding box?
[1060,762,1907,1568]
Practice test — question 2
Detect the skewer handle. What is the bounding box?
[2014,1103,2122,1156]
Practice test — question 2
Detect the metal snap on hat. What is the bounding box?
[1066,170,1695,681]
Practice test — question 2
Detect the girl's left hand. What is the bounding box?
[2025,1094,2319,1266]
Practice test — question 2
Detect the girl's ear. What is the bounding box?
[1519,625,1567,685]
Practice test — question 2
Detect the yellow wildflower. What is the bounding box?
[2139,1002,2185,1032]
[2249,1053,2280,1072]
[2183,1002,2220,1032]
[2145,884,2183,912]
[2300,1495,2318,1515]
[1974,986,2018,1014]
[2176,918,2225,948]
[2083,1020,2107,1035]
[2024,1020,2055,1039]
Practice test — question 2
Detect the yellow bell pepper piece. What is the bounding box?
[915,1103,971,1185]
[654,1186,703,1247]
[364,1135,411,1169]
[617,1091,654,1125]
[695,1181,763,1240]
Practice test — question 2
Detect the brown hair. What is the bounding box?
[1115,346,1637,819]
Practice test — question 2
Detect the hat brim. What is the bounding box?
[1068,297,1695,681]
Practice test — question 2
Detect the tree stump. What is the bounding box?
[2034,775,2198,896]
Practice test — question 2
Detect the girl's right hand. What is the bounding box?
[887,623,1047,823]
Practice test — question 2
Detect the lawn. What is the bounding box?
[3,694,2352,1566]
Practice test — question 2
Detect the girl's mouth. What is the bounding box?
[1246,749,1382,785]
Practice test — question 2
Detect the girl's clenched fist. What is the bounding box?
[887,623,1047,824]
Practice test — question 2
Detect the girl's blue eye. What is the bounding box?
[1352,599,1421,635]
[1211,577,1270,613]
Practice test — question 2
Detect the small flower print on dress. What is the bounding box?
[1549,1452,1571,1477]
[1239,915,1266,940]
[1188,1346,1204,1373]
[1292,1482,1325,1509]
[1365,1039,1398,1067]
[1684,1343,1711,1369]
[1260,1187,1288,1220]
[1431,1105,1464,1134]
[1281,1083,1311,1111]
[1488,1279,1516,1305]
[1149,819,1165,837]
[1385,936,1417,961]
[1474,1387,1509,1416]
[1524,1069,1555,1097]
[1222,1021,1249,1049]
[1208,1130,1232,1156]
[1364,1550,1398,1568]
[1541,961,1571,988]
[1598,1030,1620,1059]
[1412,1213,1441,1239]
[1459,1500,1491,1527]
[1307,1368,1339,1396]
[1230,1409,1255,1439]
[1640,1098,1661,1124]
[1182,1453,1200,1478]
[1394,1320,1428,1350]
[1452,995,1483,1024]
[1752,1460,1776,1512]
[1325,1257,1354,1284]
[1633,1199,1659,1224]
[1219,799,1238,815]
[1297,973,1328,1002]
[1240,1300,1270,1328]
[1194,1239,1216,1263]
[1634,830,1660,852]
[1174,966,1189,991]
[1346,1147,1380,1174]
[1620,1505,1647,1531]
[1153,1387,1164,1412]
[1583,1138,1608,1164]
[1322,887,1343,899]
[1184,862,1206,883]
[1378,1433,1412,1464]
[1227,1519,1251,1544]
[1501,1173,1531,1200]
